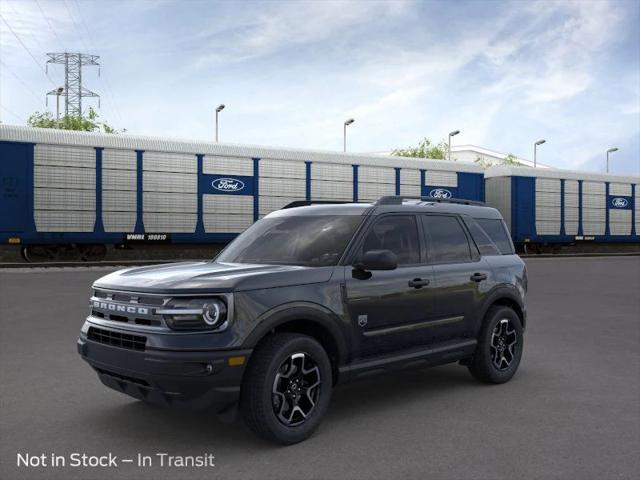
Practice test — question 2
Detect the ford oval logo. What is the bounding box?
[429,188,452,199]
[212,178,245,192]
[611,197,629,208]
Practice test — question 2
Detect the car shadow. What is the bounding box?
[78,363,488,450]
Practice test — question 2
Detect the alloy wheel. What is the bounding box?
[272,352,321,426]
[490,318,518,371]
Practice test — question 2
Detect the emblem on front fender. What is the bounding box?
[358,315,368,327]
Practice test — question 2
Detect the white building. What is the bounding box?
[450,145,551,169]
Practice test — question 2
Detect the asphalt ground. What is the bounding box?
[1,257,639,480]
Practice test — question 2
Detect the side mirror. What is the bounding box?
[354,249,398,271]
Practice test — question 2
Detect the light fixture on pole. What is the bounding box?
[343,118,355,152]
[215,104,225,142]
[55,87,64,121]
[533,139,546,168]
[606,147,618,173]
[448,130,460,161]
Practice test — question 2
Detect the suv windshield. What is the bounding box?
[216,215,363,267]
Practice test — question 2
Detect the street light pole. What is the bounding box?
[55,87,64,121]
[606,147,618,173]
[215,104,225,142]
[343,118,354,152]
[448,130,460,161]
[534,139,546,168]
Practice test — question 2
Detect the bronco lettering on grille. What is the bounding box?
[92,301,149,315]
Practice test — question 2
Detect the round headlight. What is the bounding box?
[203,300,227,326]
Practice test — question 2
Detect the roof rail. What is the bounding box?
[376,196,485,206]
[281,200,355,209]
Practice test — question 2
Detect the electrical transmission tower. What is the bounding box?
[46,53,100,117]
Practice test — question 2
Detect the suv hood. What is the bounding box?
[93,261,334,294]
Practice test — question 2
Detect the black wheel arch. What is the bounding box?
[242,303,350,384]
[477,286,526,334]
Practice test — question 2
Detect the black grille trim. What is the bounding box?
[88,326,147,351]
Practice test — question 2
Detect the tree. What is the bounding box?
[392,137,448,159]
[475,152,522,169]
[27,107,120,133]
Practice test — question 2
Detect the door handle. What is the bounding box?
[408,278,430,289]
[470,272,488,282]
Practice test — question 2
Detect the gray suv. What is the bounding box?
[78,196,527,444]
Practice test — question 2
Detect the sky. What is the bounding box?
[0,0,639,175]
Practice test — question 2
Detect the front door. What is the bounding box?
[344,214,436,357]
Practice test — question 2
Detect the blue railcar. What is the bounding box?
[0,125,485,261]
[485,165,639,252]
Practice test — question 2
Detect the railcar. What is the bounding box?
[0,125,485,261]
[484,165,639,253]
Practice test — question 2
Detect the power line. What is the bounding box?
[0,104,24,123]
[34,0,67,51]
[0,13,57,87]
[62,0,90,52]
[0,59,44,104]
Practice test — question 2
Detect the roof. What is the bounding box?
[269,199,503,220]
[484,164,639,184]
[451,144,552,169]
[0,124,484,173]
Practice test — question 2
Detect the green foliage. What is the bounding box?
[392,137,449,160]
[27,107,119,133]
[475,152,523,169]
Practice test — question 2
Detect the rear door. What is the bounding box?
[421,214,491,340]
[343,214,436,357]
[0,142,30,233]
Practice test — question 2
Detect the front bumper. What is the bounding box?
[78,332,251,412]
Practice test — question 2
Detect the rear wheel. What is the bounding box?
[468,306,523,383]
[241,333,332,444]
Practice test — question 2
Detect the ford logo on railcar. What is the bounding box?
[212,178,245,192]
[429,188,452,199]
[611,197,629,208]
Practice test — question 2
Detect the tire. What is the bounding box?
[468,306,523,384]
[241,333,332,445]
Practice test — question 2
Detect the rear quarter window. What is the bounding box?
[475,218,515,255]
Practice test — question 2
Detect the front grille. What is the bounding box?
[90,289,167,328]
[88,326,146,351]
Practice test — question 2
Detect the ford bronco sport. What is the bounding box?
[78,196,527,444]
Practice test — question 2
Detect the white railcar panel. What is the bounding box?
[358,166,395,184]
[535,178,561,193]
[399,184,421,196]
[34,166,95,190]
[311,163,352,182]
[425,171,457,187]
[260,177,305,197]
[103,190,136,212]
[311,180,352,200]
[144,213,197,232]
[564,206,579,223]
[103,169,136,191]
[564,192,579,208]
[260,159,306,179]
[259,196,299,215]
[536,221,560,235]
[34,210,95,232]
[609,183,632,196]
[203,156,253,176]
[582,208,606,222]
[582,181,606,195]
[103,211,136,232]
[143,171,196,193]
[34,188,95,211]
[103,149,136,170]
[400,169,421,186]
[565,222,579,235]
[204,195,253,215]
[358,182,396,201]
[204,214,253,233]
[582,194,605,209]
[583,222,605,235]
[564,180,579,193]
[535,206,561,221]
[143,151,196,173]
[609,210,632,235]
[144,192,197,213]
[34,144,95,169]
[535,191,561,207]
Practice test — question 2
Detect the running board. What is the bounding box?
[337,338,477,384]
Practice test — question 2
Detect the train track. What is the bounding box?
[1,252,639,269]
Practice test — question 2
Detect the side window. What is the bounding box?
[360,215,420,265]
[476,218,515,255]
[463,217,501,256]
[422,215,472,263]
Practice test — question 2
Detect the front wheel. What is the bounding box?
[468,306,523,384]
[241,333,332,444]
